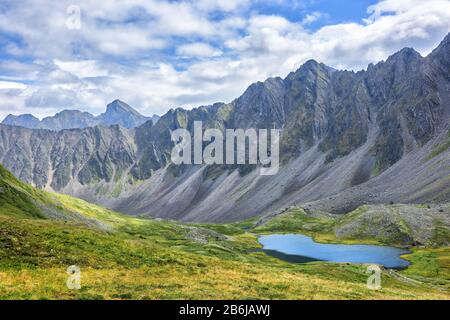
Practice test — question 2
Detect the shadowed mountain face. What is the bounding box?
[0,33,449,222]
[1,99,160,130]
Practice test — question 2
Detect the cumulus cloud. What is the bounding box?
[0,81,27,90]
[0,0,449,120]
[177,43,223,58]
[54,60,108,79]
[194,0,251,12]
[25,87,79,109]
[301,12,323,25]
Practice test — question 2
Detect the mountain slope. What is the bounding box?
[0,164,46,218]
[0,34,449,222]
[1,99,158,130]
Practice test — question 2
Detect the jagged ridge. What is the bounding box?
[2,99,160,130]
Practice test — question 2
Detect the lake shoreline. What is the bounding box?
[257,233,412,269]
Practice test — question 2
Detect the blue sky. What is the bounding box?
[255,0,378,30]
[0,0,449,119]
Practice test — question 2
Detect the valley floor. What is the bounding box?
[0,164,448,299]
[0,204,449,299]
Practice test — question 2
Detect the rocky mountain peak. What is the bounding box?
[105,99,140,116]
[387,47,422,64]
[285,59,333,84]
[98,99,151,129]
[301,59,320,69]
[367,46,423,84]
[2,113,41,129]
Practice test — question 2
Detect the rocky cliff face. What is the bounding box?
[0,124,137,190]
[0,33,449,222]
[1,99,158,130]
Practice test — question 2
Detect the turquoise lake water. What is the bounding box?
[258,234,411,269]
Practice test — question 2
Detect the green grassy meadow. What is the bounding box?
[0,165,449,299]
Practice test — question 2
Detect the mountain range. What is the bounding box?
[1,99,160,130]
[0,33,449,223]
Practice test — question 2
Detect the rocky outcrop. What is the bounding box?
[334,204,450,246]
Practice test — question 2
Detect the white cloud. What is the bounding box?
[194,0,250,12]
[25,87,79,109]
[301,12,323,25]
[139,1,216,36]
[0,81,27,90]
[177,43,222,58]
[54,60,108,78]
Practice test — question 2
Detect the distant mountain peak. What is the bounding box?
[303,59,320,67]
[388,47,422,62]
[296,59,321,73]
[2,100,158,130]
[2,113,41,129]
[288,59,334,78]
[99,100,150,128]
[106,99,139,115]
[5,113,38,120]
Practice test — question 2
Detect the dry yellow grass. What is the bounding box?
[1,261,449,300]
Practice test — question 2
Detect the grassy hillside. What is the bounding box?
[0,164,449,299]
[0,165,47,218]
